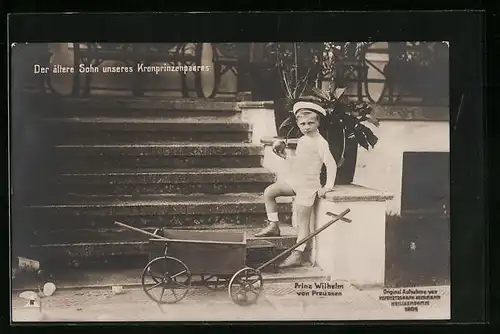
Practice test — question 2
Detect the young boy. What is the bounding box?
[254,101,337,268]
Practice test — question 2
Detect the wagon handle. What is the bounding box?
[114,221,171,242]
[256,208,351,271]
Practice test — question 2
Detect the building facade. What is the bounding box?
[23,42,449,215]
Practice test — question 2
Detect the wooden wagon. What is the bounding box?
[114,208,350,306]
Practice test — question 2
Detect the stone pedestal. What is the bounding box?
[237,101,276,145]
[310,185,393,287]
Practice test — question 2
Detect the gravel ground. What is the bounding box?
[11,280,451,322]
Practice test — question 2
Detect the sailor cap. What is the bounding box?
[292,101,327,116]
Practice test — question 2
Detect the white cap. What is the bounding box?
[292,101,327,116]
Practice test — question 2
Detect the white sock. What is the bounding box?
[267,212,279,222]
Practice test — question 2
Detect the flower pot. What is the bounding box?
[334,136,358,185]
[320,125,358,186]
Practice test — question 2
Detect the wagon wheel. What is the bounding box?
[228,267,263,306]
[141,256,192,304]
[362,42,390,104]
[202,275,230,291]
[194,43,221,98]
[145,229,168,285]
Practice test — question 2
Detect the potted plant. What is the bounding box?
[261,42,324,130]
[273,42,380,185]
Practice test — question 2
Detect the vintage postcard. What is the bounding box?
[10,41,450,322]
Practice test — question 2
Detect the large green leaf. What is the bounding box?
[278,115,295,130]
[333,87,347,100]
[357,124,378,148]
[359,114,380,127]
[278,115,297,135]
[311,87,331,102]
[361,126,379,148]
[365,114,380,127]
[354,102,374,116]
[343,114,359,127]
[354,131,369,150]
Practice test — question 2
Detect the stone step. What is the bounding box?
[20,194,295,269]
[39,118,251,144]
[37,97,242,121]
[25,225,298,271]
[49,143,264,171]
[28,223,296,245]
[54,167,276,196]
[23,193,293,230]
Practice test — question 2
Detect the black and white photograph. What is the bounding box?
[10,41,451,322]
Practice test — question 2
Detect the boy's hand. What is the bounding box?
[272,140,287,159]
[317,187,333,198]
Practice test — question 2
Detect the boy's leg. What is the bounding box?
[254,182,295,237]
[279,203,314,268]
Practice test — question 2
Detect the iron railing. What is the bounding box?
[24,42,448,106]
[40,43,244,98]
[319,42,449,106]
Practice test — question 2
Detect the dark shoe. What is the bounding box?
[279,250,303,269]
[254,221,280,237]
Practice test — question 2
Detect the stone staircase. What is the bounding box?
[20,97,296,271]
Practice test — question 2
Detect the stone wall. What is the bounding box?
[354,120,449,215]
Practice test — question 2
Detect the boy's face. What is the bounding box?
[296,111,320,136]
